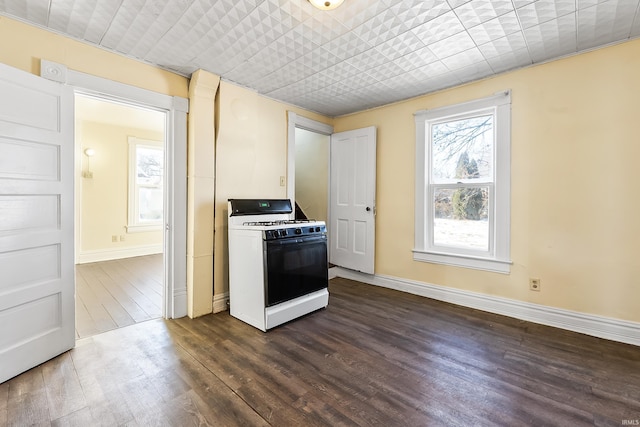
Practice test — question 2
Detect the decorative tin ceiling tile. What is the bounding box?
[376,31,425,61]
[393,46,438,71]
[577,0,638,50]
[301,14,350,46]
[426,31,477,59]
[448,0,473,8]
[1,0,48,25]
[453,0,514,29]
[486,48,533,73]
[632,7,640,37]
[441,47,486,71]
[352,8,406,46]
[478,31,528,58]
[0,0,638,116]
[467,11,521,45]
[348,48,391,71]
[516,0,576,29]
[511,0,537,8]
[363,59,408,80]
[334,0,394,29]
[411,10,466,45]
[524,14,578,62]
[450,59,494,82]
[48,1,118,43]
[389,0,451,30]
[321,30,373,61]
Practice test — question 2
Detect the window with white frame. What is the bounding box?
[127,137,164,233]
[414,91,511,273]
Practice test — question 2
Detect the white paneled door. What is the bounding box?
[329,126,376,274]
[0,63,75,383]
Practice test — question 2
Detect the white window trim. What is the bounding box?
[127,136,163,233]
[414,91,512,274]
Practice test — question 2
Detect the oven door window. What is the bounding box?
[265,235,328,307]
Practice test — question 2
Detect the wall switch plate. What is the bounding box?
[280,176,286,186]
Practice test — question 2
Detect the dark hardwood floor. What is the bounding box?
[75,254,163,339]
[2,277,639,426]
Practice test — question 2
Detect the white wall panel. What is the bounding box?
[0,195,59,233]
[0,80,59,131]
[0,293,61,351]
[0,137,59,181]
[0,245,60,294]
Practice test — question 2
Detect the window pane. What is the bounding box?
[139,187,163,222]
[137,146,163,186]
[433,187,489,251]
[431,115,493,183]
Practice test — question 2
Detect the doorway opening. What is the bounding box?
[287,112,334,264]
[74,94,166,338]
[294,127,329,224]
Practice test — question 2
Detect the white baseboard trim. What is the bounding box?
[213,292,229,314]
[331,267,640,347]
[77,244,163,264]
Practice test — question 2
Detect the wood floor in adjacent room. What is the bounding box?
[2,277,639,426]
[75,254,163,339]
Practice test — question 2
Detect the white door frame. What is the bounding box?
[41,60,188,319]
[286,112,333,210]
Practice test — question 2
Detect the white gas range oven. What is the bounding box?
[227,199,329,331]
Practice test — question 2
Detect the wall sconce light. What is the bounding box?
[308,0,344,11]
[83,148,95,179]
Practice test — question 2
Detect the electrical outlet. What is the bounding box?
[112,235,118,243]
[119,235,125,242]
[529,278,541,292]
[280,176,286,187]
[82,171,93,179]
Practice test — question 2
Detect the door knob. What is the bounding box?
[366,207,371,212]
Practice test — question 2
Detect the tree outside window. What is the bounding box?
[414,91,511,273]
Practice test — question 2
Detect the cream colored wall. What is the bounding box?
[213,81,332,297]
[334,39,640,324]
[0,16,188,97]
[295,128,329,222]
[78,121,163,252]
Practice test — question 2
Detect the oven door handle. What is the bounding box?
[266,235,327,246]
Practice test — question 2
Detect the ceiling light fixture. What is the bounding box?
[308,0,344,11]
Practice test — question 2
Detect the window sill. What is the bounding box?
[126,224,163,233]
[413,249,511,274]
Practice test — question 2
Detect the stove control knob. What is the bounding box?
[295,228,302,235]
[315,227,321,232]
